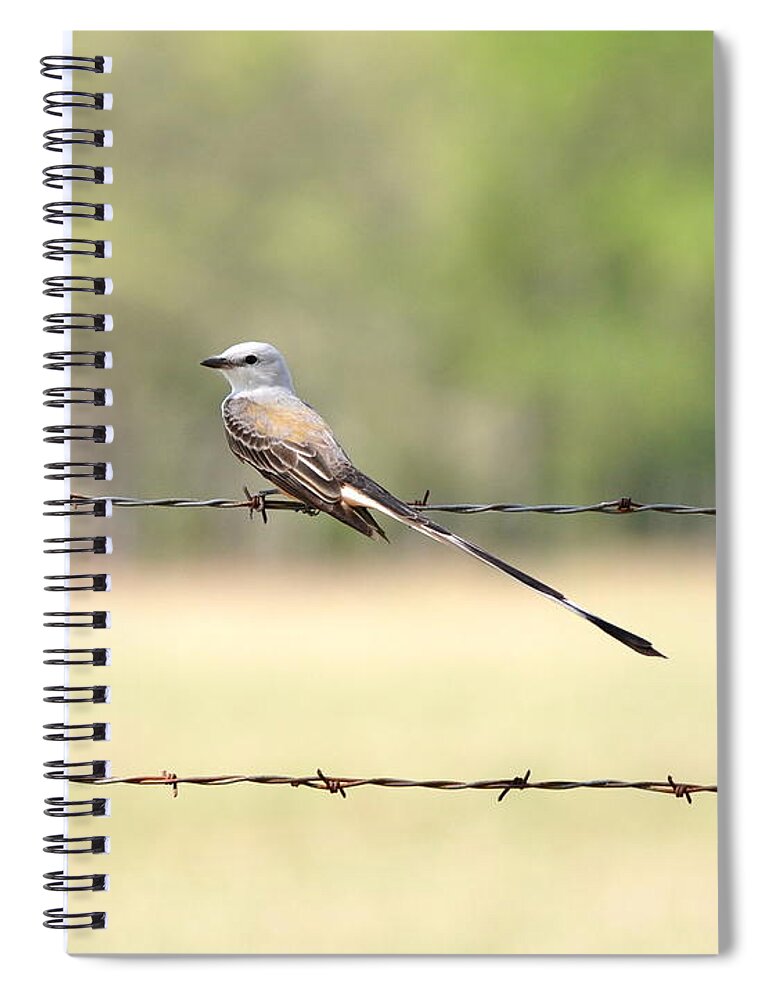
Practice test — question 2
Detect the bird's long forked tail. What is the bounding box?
[340,479,666,658]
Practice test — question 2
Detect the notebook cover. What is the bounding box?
[45,30,717,954]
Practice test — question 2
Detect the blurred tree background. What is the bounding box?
[73,31,714,559]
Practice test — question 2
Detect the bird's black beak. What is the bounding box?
[200,356,231,369]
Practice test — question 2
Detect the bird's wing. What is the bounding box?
[223,393,348,509]
[223,392,389,540]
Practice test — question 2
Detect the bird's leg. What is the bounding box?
[242,485,269,525]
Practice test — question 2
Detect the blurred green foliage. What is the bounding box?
[74,31,713,558]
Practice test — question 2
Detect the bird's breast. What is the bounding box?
[224,391,333,446]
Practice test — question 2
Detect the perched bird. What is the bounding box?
[202,342,664,657]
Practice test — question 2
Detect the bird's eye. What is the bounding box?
[244,354,259,365]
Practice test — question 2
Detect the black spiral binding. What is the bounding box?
[43,239,110,259]
[41,55,110,79]
[42,53,111,932]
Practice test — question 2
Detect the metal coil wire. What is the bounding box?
[40,55,109,79]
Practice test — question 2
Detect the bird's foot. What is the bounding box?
[298,504,320,518]
[411,488,431,508]
[243,486,270,525]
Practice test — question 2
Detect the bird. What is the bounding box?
[201,341,664,658]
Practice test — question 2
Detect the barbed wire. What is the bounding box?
[67,491,716,517]
[73,769,716,804]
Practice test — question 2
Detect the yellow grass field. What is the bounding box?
[66,544,717,953]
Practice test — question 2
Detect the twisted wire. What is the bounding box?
[66,492,716,516]
[74,769,716,804]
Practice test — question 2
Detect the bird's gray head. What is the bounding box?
[200,341,295,394]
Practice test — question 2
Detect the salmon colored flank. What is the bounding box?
[229,395,337,449]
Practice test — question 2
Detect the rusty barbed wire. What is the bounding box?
[71,768,716,803]
[64,491,716,517]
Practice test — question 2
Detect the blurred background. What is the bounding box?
[72,30,714,559]
[67,31,716,954]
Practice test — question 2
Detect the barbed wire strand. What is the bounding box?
[67,492,716,517]
[72,769,716,803]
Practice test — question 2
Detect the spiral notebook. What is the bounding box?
[42,31,718,954]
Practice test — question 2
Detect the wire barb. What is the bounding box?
[317,768,347,798]
[70,768,716,803]
[160,769,178,798]
[497,768,532,802]
[667,774,693,804]
[242,486,269,524]
[66,493,716,517]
